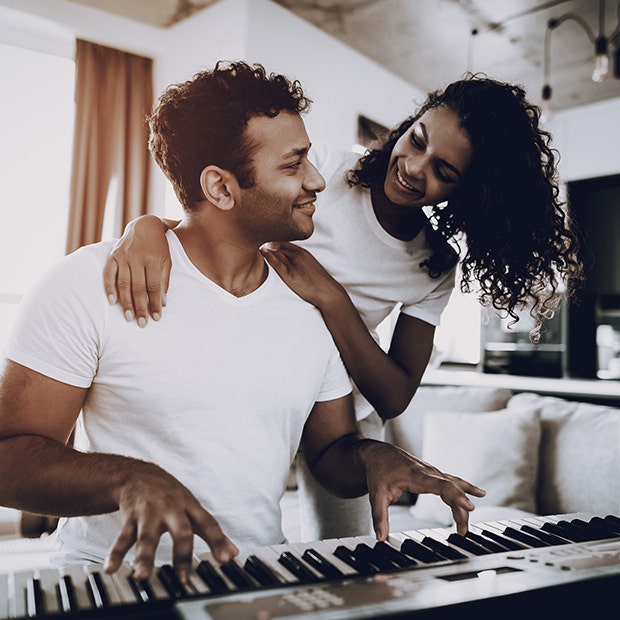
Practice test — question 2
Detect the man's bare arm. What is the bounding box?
[301,395,486,538]
[0,360,237,580]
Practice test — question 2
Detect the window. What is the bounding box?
[0,42,75,353]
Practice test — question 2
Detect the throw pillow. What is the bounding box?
[409,406,541,526]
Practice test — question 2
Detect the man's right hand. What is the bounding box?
[105,461,238,583]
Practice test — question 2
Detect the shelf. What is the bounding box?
[422,366,620,402]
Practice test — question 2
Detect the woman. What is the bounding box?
[103,74,583,540]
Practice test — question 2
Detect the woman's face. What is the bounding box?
[383,106,473,209]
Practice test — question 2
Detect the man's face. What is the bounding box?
[236,111,325,244]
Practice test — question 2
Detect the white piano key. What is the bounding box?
[59,564,93,611]
[288,540,357,576]
[83,564,123,606]
[253,545,299,583]
[194,551,238,591]
[109,563,140,604]
[147,570,173,600]
[8,569,32,619]
[36,568,61,615]
[185,571,209,595]
[0,573,7,620]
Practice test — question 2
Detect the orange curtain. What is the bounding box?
[66,39,153,254]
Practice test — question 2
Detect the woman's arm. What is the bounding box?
[103,215,178,326]
[262,243,435,420]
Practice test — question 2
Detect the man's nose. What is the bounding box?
[305,162,326,192]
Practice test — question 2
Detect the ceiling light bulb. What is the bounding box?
[592,36,610,82]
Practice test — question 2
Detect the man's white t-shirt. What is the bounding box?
[303,142,456,420]
[5,232,351,562]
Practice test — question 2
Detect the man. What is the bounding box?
[0,61,484,583]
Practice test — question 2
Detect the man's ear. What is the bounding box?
[199,166,237,211]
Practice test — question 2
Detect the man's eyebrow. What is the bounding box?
[419,122,462,179]
[282,144,311,160]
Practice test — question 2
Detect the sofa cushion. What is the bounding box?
[387,386,513,457]
[409,406,541,526]
[507,392,620,516]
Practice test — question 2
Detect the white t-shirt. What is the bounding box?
[5,231,351,562]
[303,143,456,419]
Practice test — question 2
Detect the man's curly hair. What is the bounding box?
[347,74,584,343]
[148,60,311,209]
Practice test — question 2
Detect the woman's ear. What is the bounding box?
[199,166,237,211]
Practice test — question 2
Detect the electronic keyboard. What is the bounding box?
[3,512,620,619]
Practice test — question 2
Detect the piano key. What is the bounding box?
[333,545,380,576]
[248,546,297,584]
[244,554,285,586]
[25,576,43,617]
[590,516,620,536]
[8,569,32,619]
[62,565,95,610]
[58,574,78,613]
[502,527,549,548]
[277,550,323,583]
[293,540,355,577]
[297,547,347,580]
[128,576,152,603]
[604,514,620,528]
[400,537,447,563]
[472,527,527,551]
[520,524,571,546]
[35,568,62,616]
[446,533,494,556]
[195,559,230,595]
[86,570,110,609]
[220,558,258,590]
[0,573,8,620]
[83,565,123,605]
[541,521,587,542]
[372,541,418,569]
[185,571,210,596]
[157,564,189,599]
[111,564,142,604]
[569,518,615,540]
[195,552,238,592]
[464,531,511,553]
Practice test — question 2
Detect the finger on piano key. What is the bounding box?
[8,569,32,619]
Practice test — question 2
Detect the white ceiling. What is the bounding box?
[67,0,620,112]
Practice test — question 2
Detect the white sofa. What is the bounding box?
[384,385,620,532]
[283,384,620,540]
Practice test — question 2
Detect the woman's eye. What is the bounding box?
[410,133,424,149]
[435,167,455,184]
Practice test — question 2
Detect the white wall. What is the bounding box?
[547,97,620,182]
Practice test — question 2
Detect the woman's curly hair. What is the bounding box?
[347,74,584,343]
[149,60,311,209]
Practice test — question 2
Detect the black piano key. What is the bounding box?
[278,551,322,584]
[26,577,44,617]
[353,543,400,572]
[334,545,380,576]
[58,574,78,613]
[604,514,620,528]
[86,572,110,609]
[244,555,284,586]
[157,565,188,599]
[520,524,570,546]
[569,519,615,540]
[220,559,257,590]
[446,533,493,556]
[400,538,446,563]
[301,548,346,580]
[196,560,230,594]
[479,529,527,551]
[541,521,587,542]
[373,541,417,569]
[465,531,511,553]
[128,577,153,603]
[590,516,620,536]
[421,536,467,560]
[502,527,548,548]
[557,520,596,542]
